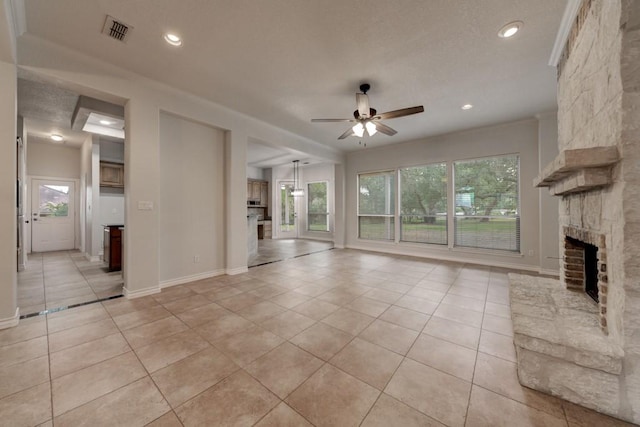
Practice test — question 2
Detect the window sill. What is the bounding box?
[356,239,524,258]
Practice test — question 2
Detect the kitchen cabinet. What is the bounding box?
[251,181,261,201]
[247,179,269,208]
[104,225,123,271]
[260,182,268,207]
[263,220,272,239]
[100,162,124,188]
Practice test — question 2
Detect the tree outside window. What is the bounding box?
[358,171,395,240]
[453,155,520,251]
[400,163,447,244]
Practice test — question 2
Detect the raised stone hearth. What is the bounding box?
[509,274,623,414]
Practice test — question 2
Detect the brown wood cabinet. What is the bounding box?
[247,179,269,209]
[104,225,123,271]
[100,162,124,188]
[263,220,272,239]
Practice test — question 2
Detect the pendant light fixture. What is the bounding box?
[291,160,305,197]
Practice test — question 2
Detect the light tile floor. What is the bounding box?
[18,251,124,316]
[2,249,635,426]
[248,238,334,267]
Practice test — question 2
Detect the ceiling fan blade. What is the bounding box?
[373,121,397,136]
[356,93,370,118]
[311,118,355,122]
[338,127,354,140]
[375,105,424,120]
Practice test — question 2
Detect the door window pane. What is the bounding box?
[400,163,447,244]
[39,185,70,217]
[453,155,520,251]
[280,183,295,232]
[308,182,329,231]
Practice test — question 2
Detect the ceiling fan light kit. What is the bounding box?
[311,83,424,142]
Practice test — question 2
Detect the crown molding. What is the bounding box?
[549,0,583,67]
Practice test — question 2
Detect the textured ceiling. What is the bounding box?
[20,0,565,152]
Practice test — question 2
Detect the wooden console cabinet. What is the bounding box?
[104,225,123,271]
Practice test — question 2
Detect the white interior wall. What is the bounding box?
[300,163,335,241]
[90,138,101,257]
[99,192,125,227]
[537,112,560,273]
[99,139,124,163]
[0,58,17,326]
[345,119,542,271]
[159,112,225,285]
[247,166,264,180]
[79,134,92,256]
[26,141,81,179]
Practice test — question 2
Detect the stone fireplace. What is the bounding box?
[508,0,640,424]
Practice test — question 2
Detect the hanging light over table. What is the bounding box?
[291,160,305,197]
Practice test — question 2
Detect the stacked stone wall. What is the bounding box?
[555,0,640,422]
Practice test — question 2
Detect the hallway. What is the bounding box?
[18,251,124,316]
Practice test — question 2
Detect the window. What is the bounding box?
[307,181,329,231]
[358,171,395,240]
[453,155,520,251]
[400,163,447,244]
[38,184,70,217]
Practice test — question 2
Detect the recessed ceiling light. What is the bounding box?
[50,134,64,142]
[164,33,182,46]
[461,104,473,110]
[498,21,523,38]
[99,119,113,125]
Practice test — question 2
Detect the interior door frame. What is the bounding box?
[27,175,81,253]
[276,179,298,239]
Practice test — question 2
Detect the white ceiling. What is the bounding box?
[18,0,565,154]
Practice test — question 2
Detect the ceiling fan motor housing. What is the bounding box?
[354,108,376,120]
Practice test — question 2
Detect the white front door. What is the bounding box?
[278,181,298,238]
[31,179,75,252]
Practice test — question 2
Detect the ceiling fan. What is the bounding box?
[311,83,424,140]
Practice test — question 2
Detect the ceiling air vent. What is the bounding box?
[102,15,132,42]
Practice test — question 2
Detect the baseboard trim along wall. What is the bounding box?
[226,266,249,275]
[124,285,161,299]
[345,243,542,273]
[0,308,20,330]
[84,253,100,263]
[159,269,225,289]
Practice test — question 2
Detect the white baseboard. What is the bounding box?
[0,308,20,330]
[226,266,249,275]
[539,268,560,277]
[333,244,345,249]
[160,269,225,289]
[123,285,160,299]
[345,243,540,273]
[84,253,100,262]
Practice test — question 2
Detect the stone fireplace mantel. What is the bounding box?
[533,147,619,196]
